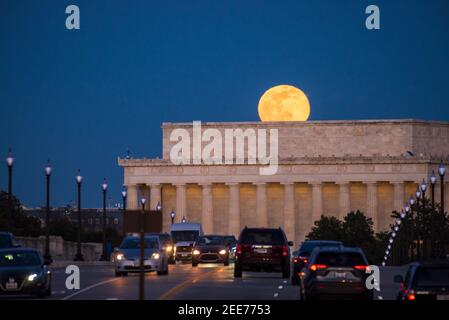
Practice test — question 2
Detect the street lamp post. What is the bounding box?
[122,186,127,211]
[156,201,162,212]
[420,179,428,258]
[74,170,84,261]
[170,209,176,225]
[408,197,415,261]
[438,161,446,258]
[430,171,437,258]
[43,161,53,265]
[100,179,109,261]
[415,188,422,260]
[6,148,14,198]
[139,197,147,301]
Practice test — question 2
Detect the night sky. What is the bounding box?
[1,0,449,208]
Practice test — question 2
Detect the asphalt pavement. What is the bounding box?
[28,263,409,300]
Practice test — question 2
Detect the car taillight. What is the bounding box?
[407,292,416,301]
[236,244,242,255]
[309,264,327,271]
[354,265,369,271]
[282,245,288,256]
[293,258,299,263]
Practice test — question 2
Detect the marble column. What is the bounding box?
[366,182,378,231]
[227,183,240,237]
[337,182,350,220]
[311,183,323,222]
[392,182,405,213]
[255,183,268,227]
[200,183,214,234]
[175,183,187,223]
[126,184,138,210]
[149,184,162,211]
[282,182,295,243]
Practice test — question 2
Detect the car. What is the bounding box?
[114,235,169,277]
[291,240,343,285]
[395,261,449,300]
[0,248,51,298]
[192,235,230,267]
[0,232,20,249]
[223,235,238,259]
[170,222,203,262]
[148,233,176,264]
[299,246,372,300]
[234,227,293,278]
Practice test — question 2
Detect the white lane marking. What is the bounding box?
[61,278,121,300]
[59,290,66,294]
[278,285,283,289]
[273,293,279,298]
[283,280,287,284]
[106,298,119,300]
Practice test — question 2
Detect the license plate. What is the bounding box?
[254,249,267,254]
[5,280,18,290]
[437,295,449,300]
[335,272,346,279]
[181,253,188,256]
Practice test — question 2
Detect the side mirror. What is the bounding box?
[288,241,294,247]
[394,275,404,284]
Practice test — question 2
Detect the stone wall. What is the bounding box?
[16,236,102,261]
[162,120,449,160]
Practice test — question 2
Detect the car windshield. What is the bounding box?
[240,230,284,245]
[299,242,342,256]
[0,251,41,267]
[198,236,225,245]
[156,234,172,244]
[0,235,12,248]
[315,252,366,267]
[414,267,449,287]
[120,237,159,249]
[171,231,199,242]
[224,236,237,245]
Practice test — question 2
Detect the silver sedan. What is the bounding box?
[114,235,169,276]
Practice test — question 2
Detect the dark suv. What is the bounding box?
[234,227,293,278]
[300,246,372,300]
[395,261,449,300]
[291,240,343,285]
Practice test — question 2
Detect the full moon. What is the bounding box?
[258,85,310,122]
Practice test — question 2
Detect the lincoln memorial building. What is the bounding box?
[118,120,449,245]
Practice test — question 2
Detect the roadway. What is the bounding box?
[41,263,407,300]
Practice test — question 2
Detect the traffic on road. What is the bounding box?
[3,224,448,301]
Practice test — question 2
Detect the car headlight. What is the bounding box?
[151,253,160,259]
[166,246,173,252]
[27,273,38,282]
[116,253,125,261]
[193,249,200,255]
[219,249,227,255]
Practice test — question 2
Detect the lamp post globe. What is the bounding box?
[420,179,427,194]
[156,201,162,212]
[170,209,176,224]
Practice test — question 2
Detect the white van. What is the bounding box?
[170,222,203,262]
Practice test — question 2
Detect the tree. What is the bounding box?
[0,191,42,237]
[306,215,343,241]
[306,211,383,263]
